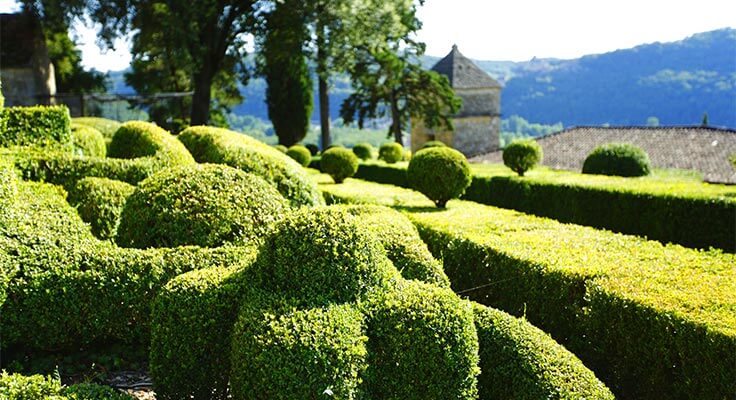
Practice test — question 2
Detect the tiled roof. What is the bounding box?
[431,45,501,90]
[471,126,736,183]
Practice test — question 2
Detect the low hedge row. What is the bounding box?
[0,105,72,149]
[0,178,257,352]
[67,177,135,240]
[314,176,735,399]
[178,126,323,207]
[0,371,134,399]
[328,161,736,251]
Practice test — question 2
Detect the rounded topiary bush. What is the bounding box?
[421,140,447,149]
[67,177,135,240]
[321,147,359,184]
[503,139,543,176]
[230,303,368,400]
[108,120,194,166]
[273,144,288,153]
[254,207,398,307]
[407,147,472,208]
[73,117,122,142]
[582,143,652,177]
[71,123,107,157]
[286,144,311,167]
[116,163,289,249]
[379,142,404,164]
[352,142,374,160]
[363,280,480,399]
[305,143,319,156]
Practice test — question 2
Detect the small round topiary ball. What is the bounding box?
[286,145,312,167]
[352,142,374,161]
[379,142,404,164]
[503,139,543,176]
[321,147,359,184]
[421,140,447,150]
[582,143,651,177]
[273,144,288,153]
[116,163,289,249]
[407,147,472,208]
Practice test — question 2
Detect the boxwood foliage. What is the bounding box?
[502,139,542,176]
[0,371,134,400]
[116,164,289,249]
[378,142,404,164]
[334,204,449,287]
[362,279,480,400]
[407,147,472,208]
[71,123,106,158]
[471,302,613,399]
[286,144,311,167]
[178,126,323,207]
[0,178,256,352]
[72,117,122,143]
[352,142,374,160]
[583,142,651,177]
[108,121,194,166]
[66,177,135,240]
[230,302,369,400]
[0,105,72,149]
[321,147,359,184]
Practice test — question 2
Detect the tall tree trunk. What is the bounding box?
[316,17,330,150]
[190,68,214,126]
[390,90,402,143]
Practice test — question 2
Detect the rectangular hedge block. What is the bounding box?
[0,106,72,149]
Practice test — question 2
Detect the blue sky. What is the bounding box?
[2,0,735,71]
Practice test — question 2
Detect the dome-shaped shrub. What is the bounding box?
[421,140,447,149]
[503,139,543,176]
[108,121,194,166]
[352,142,374,160]
[67,177,135,240]
[72,117,122,142]
[273,144,288,153]
[254,207,398,307]
[116,164,289,249]
[363,280,479,400]
[230,303,368,400]
[379,142,404,164]
[286,145,311,167]
[582,143,651,177]
[321,147,359,184]
[71,123,106,157]
[407,147,472,208]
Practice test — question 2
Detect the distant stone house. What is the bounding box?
[412,45,502,157]
[0,12,57,106]
[471,126,736,183]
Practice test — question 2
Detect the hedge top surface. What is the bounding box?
[407,147,472,208]
[116,163,289,249]
[108,121,194,166]
[72,117,122,140]
[254,207,399,307]
[315,173,434,208]
[0,105,72,149]
[583,142,652,177]
[178,126,323,207]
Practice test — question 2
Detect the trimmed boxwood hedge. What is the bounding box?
[72,117,122,142]
[378,142,404,164]
[317,178,736,399]
[286,144,311,167]
[0,105,72,149]
[471,302,613,399]
[335,204,449,287]
[407,147,472,208]
[0,371,134,400]
[71,123,106,158]
[116,164,289,249]
[108,121,193,166]
[178,126,323,207]
[67,177,135,240]
[321,147,359,183]
[583,142,651,177]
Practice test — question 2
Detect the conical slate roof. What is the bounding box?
[431,45,501,90]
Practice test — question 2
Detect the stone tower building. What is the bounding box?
[412,45,501,156]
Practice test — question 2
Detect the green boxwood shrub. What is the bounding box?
[253,207,397,307]
[66,177,135,240]
[336,205,449,287]
[108,121,194,165]
[582,143,652,177]
[352,142,374,160]
[0,371,134,400]
[230,303,368,400]
[0,105,72,149]
[407,147,472,208]
[116,164,289,249]
[178,126,323,207]
[71,123,106,158]
[321,147,359,184]
[421,140,447,149]
[471,302,613,399]
[286,144,311,167]
[362,279,479,400]
[273,144,288,153]
[72,117,122,142]
[378,142,404,164]
[503,139,543,176]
